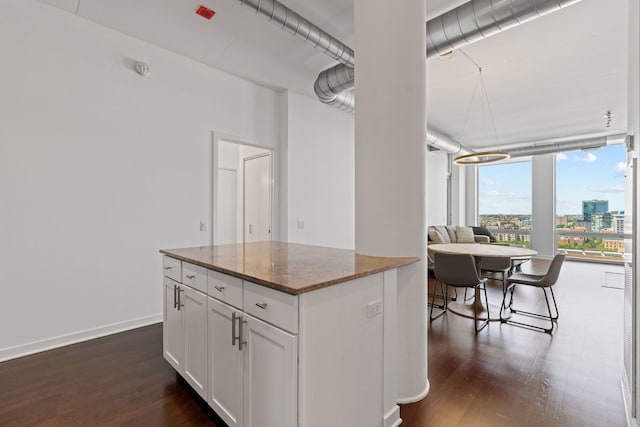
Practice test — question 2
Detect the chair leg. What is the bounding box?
[474,283,489,333]
[503,285,557,334]
[429,279,448,321]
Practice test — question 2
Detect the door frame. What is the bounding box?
[211,131,278,246]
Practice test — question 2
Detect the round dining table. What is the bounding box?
[428,243,538,321]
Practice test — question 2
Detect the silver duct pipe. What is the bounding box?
[230,0,354,67]
[326,90,355,112]
[313,64,355,110]
[426,128,473,155]
[499,136,609,158]
[427,0,582,57]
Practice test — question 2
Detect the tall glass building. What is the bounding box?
[582,199,609,221]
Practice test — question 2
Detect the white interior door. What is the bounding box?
[217,168,237,245]
[244,153,271,243]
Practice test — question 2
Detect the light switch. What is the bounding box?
[200,221,208,232]
[297,220,305,230]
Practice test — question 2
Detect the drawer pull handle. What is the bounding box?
[255,302,268,310]
[214,285,225,292]
[186,274,195,280]
[164,266,172,270]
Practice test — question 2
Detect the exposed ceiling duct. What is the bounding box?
[485,134,627,158]
[228,0,354,67]
[427,128,473,155]
[229,0,582,155]
[426,0,582,57]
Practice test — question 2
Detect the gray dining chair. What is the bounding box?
[431,252,490,333]
[479,256,512,292]
[500,254,566,333]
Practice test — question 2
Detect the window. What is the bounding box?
[478,161,532,247]
[555,144,626,262]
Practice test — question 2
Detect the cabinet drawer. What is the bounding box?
[162,256,182,282]
[182,262,207,293]
[208,270,243,310]
[244,282,298,334]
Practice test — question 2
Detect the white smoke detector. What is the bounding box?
[135,61,150,77]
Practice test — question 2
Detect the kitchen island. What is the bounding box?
[160,241,418,427]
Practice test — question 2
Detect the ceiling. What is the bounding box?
[36,0,629,150]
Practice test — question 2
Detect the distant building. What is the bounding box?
[612,213,625,233]
[575,221,592,232]
[591,213,612,232]
[603,239,625,253]
[556,215,567,227]
[582,199,608,221]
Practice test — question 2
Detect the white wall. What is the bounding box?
[426,150,447,226]
[0,1,280,360]
[281,91,355,249]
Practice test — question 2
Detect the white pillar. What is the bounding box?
[354,0,428,403]
[531,154,556,259]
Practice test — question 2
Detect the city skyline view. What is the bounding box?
[478,144,626,215]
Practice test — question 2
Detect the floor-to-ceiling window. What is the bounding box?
[478,160,532,247]
[555,144,627,263]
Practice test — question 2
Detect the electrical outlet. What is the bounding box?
[200,221,208,232]
[297,220,305,230]
[366,300,383,318]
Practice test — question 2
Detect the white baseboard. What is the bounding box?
[0,313,162,362]
[397,379,430,404]
[384,405,401,427]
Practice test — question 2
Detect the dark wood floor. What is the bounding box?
[402,260,626,427]
[0,261,626,426]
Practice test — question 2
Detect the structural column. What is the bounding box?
[354,0,428,404]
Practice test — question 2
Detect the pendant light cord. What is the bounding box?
[459,49,501,146]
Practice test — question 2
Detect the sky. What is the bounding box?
[479,144,627,215]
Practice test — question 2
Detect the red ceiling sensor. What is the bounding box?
[196,5,215,20]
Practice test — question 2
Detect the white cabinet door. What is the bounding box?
[182,285,208,400]
[244,314,297,427]
[208,297,244,427]
[163,277,183,372]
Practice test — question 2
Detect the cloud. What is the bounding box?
[615,162,627,176]
[479,178,494,185]
[590,185,625,193]
[556,153,568,161]
[581,153,597,163]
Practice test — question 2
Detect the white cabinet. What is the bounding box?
[244,314,297,427]
[181,285,208,399]
[163,258,208,400]
[163,277,183,372]
[162,253,399,427]
[207,298,297,427]
[208,297,244,427]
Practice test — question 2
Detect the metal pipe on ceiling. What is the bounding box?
[229,0,354,67]
[229,0,583,155]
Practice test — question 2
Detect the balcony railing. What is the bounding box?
[488,229,629,264]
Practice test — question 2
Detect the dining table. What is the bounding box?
[428,243,538,321]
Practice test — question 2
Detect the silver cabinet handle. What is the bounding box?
[214,285,225,292]
[186,274,195,280]
[238,316,247,351]
[173,284,178,309]
[232,312,239,346]
[255,302,267,310]
[177,287,184,311]
[164,266,172,270]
